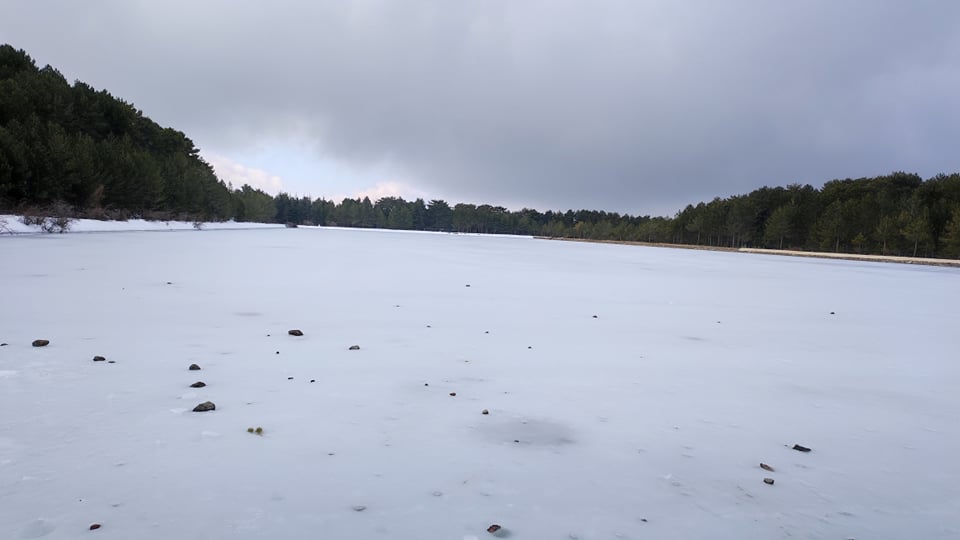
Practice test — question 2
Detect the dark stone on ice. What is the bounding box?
[89,523,102,530]
[32,339,50,347]
[487,524,501,534]
[482,409,489,415]
[189,364,201,371]
[349,345,360,350]
[193,401,216,412]
[792,444,812,452]
[92,356,106,362]
[763,477,775,485]
[190,381,206,388]
[288,329,304,336]
[760,463,775,472]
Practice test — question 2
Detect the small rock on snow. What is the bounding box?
[189,381,206,388]
[349,345,360,350]
[193,401,216,412]
[32,339,50,347]
[792,444,812,452]
[449,392,457,396]
[288,329,303,336]
[188,364,201,371]
[760,463,775,472]
[351,505,366,512]
[89,523,102,530]
[763,477,775,485]
[92,356,106,362]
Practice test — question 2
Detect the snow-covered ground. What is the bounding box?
[1,227,958,539]
[0,215,283,234]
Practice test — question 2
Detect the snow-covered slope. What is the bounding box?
[1,228,957,539]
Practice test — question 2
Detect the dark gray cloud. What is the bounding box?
[4,1,960,214]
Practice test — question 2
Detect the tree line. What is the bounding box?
[251,172,960,259]
[2,44,959,258]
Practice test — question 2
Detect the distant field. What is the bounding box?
[2,228,958,539]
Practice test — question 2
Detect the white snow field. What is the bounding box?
[1,228,958,540]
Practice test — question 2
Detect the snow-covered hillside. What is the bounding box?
[1,228,958,539]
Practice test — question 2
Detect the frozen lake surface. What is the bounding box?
[1,228,958,539]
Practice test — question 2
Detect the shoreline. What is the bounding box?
[536,236,960,268]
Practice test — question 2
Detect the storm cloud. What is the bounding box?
[3,1,959,214]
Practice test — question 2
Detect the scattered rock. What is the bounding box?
[424,383,429,386]
[449,392,457,396]
[426,325,431,328]
[641,518,648,523]
[1,343,8,346]
[592,315,598,319]
[255,427,263,434]
[763,477,775,485]
[485,331,489,334]
[288,329,303,336]
[89,523,101,530]
[188,364,201,371]
[189,381,206,388]
[107,361,115,364]
[352,505,366,512]
[465,284,471,287]
[830,311,836,315]
[166,281,172,285]
[482,409,489,415]
[527,346,532,349]
[487,524,502,534]
[276,351,280,354]
[32,339,50,347]
[349,345,360,350]
[287,377,294,380]
[760,463,775,472]
[792,444,812,453]
[192,401,216,412]
[310,379,316,383]
[513,439,520,443]
[92,356,106,362]
[247,427,254,433]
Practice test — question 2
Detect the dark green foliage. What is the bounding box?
[0,44,232,220]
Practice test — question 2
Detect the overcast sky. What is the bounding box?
[4,1,959,215]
